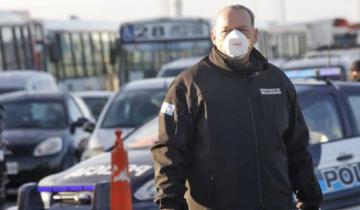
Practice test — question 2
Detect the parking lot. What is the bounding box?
[2,2,360,209]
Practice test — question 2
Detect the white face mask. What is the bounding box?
[221,30,250,59]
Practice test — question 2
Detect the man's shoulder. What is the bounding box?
[174,56,209,83]
[266,62,292,82]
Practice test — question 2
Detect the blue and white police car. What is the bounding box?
[15,68,360,210]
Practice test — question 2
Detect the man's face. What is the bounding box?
[211,8,258,60]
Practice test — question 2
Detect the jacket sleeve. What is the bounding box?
[0,104,4,134]
[151,81,194,210]
[283,81,323,209]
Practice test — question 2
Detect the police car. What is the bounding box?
[15,72,360,210]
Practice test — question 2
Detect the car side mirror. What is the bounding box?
[83,121,95,133]
[70,117,89,134]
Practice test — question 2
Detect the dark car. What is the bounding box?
[16,80,360,210]
[0,91,94,194]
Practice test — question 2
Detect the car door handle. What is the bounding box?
[336,154,354,162]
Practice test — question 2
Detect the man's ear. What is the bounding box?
[211,30,217,46]
[253,28,259,44]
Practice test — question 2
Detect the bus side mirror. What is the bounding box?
[48,42,61,63]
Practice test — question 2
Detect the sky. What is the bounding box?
[1,0,360,26]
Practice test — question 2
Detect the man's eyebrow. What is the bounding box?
[221,25,250,31]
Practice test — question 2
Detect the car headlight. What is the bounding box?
[134,180,156,201]
[34,137,63,157]
[81,136,104,160]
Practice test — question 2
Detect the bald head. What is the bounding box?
[214,5,255,30]
[211,5,258,62]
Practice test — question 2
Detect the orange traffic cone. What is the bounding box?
[111,129,132,210]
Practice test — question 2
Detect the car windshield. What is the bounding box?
[101,89,165,128]
[3,100,67,129]
[124,117,158,150]
[81,97,109,120]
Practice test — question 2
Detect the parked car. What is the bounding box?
[75,91,114,120]
[16,79,360,210]
[0,91,93,194]
[281,55,354,81]
[82,77,174,160]
[0,70,58,95]
[156,56,203,78]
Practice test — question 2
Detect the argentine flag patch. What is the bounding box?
[161,102,175,116]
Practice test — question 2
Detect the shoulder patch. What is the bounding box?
[160,102,175,116]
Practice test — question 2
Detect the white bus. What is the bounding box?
[0,11,43,71]
[257,18,360,60]
[0,11,120,91]
[40,19,119,91]
[117,18,212,83]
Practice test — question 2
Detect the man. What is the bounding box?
[349,59,360,81]
[151,4,323,210]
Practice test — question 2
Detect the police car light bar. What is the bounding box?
[38,185,96,192]
[284,67,342,79]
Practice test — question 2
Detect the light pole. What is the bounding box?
[280,0,286,23]
[161,0,170,17]
[174,0,182,17]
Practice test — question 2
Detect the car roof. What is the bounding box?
[0,70,55,87]
[0,91,66,103]
[160,56,204,70]
[282,56,353,70]
[292,79,360,94]
[0,70,54,78]
[74,90,115,98]
[305,48,360,59]
[122,77,175,91]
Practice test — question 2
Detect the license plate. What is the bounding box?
[0,150,3,161]
[6,162,19,175]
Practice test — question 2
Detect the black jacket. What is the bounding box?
[0,104,3,135]
[151,47,323,210]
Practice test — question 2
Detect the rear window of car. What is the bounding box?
[81,97,109,119]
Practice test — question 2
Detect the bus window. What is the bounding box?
[14,27,25,69]
[109,33,117,73]
[91,33,102,76]
[71,33,85,77]
[61,33,76,78]
[101,32,112,74]
[82,33,95,76]
[20,26,33,69]
[2,27,17,70]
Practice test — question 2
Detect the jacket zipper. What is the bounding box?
[248,95,265,210]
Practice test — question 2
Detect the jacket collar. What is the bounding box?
[208,46,269,76]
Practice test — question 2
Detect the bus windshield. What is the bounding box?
[119,18,212,81]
